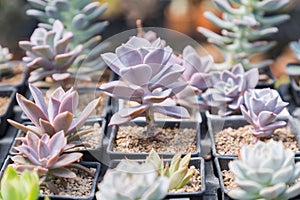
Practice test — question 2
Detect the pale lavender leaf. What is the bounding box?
[120,64,152,86]
[153,105,190,119]
[51,153,82,168]
[68,98,101,133]
[258,111,277,126]
[116,44,143,67]
[101,52,123,75]
[49,168,77,178]
[38,140,50,160]
[16,93,49,127]
[118,105,148,118]
[53,111,73,134]
[29,84,48,116]
[58,91,79,114]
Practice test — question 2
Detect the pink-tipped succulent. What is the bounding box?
[12,131,82,178]
[19,20,89,88]
[240,88,289,141]
[100,36,190,136]
[200,63,259,116]
[8,84,100,142]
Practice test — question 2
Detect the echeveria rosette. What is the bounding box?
[240,88,289,141]
[8,84,100,142]
[19,20,89,88]
[202,63,259,116]
[96,159,169,200]
[12,131,83,179]
[175,45,214,109]
[228,140,300,200]
[100,36,189,134]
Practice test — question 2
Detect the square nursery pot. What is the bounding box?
[21,87,111,121]
[0,88,16,138]
[206,89,293,158]
[286,63,300,106]
[256,66,276,89]
[214,157,300,200]
[106,120,201,160]
[0,61,28,95]
[0,156,102,200]
[108,157,206,199]
[9,118,106,161]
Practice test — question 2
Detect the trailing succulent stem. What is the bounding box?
[198,0,290,70]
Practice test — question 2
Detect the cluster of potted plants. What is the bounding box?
[1,0,300,200]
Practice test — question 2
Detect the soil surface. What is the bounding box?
[0,97,10,115]
[0,63,24,86]
[222,169,238,191]
[215,125,299,155]
[113,125,197,153]
[41,167,96,197]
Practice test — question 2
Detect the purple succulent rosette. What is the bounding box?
[12,131,83,178]
[241,88,289,140]
[8,84,100,142]
[19,20,89,87]
[100,36,190,136]
[199,63,259,116]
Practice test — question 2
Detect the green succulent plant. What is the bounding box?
[198,0,290,70]
[96,159,169,200]
[0,166,39,200]
[0,45,13,79]
[26,0,109,70]
[228,140,300,200]
[146,149,195,190]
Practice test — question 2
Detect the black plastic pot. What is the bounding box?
[214,157,235,200]
[21,87,110,122]
[0,88,16,138]
[256,66,276,89]
[287,63,300,106]
[108,157,206,199]
[106,120,201,160]
[0,156,102,200]
[0,61,28,95]
[9,118,106,161]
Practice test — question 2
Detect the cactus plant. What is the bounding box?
[240,88,289,141]
[8,84,100,142]
[228,140,300,200]
[26,0,109,70]
[0,166,39,200]
[146,149,195,190]
[198,0,290,70]
[199,63,259,116]
[96,159,169,200]
[100,36,190,137]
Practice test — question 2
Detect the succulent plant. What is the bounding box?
[26,0,109,70]
[228,140,300,200]
[199,63,259,116]
[146,149,195,190]
[290,40,300,62]
[198,0,290,70]
[0,166,39,200]
[18,20,92,88]
[240,88,289,141]
[175,45,215,109]
[8,84,100,142]
[96,159,169,200]
[0,45,14,79]
[100,36,190,137]
[12,130,83,179]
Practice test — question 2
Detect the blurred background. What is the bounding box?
[2,0,300,77]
